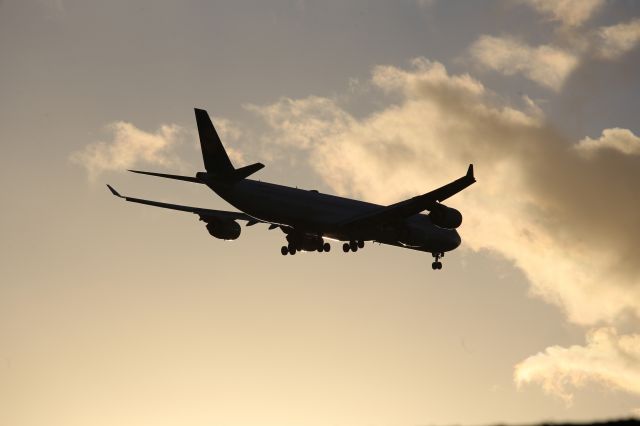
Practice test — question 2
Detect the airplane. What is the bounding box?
[107,108,476,270]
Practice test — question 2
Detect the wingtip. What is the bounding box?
[106,184,122,198]
[467,164,474,179]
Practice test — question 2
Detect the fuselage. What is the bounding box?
[206,179,461,254]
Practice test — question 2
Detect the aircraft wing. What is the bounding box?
[106,184,262,224]
[338,164,475,230]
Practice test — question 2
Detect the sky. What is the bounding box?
[1,1,640,425]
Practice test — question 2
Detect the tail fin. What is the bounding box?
[194,108,264,182]
[194,108,235,174]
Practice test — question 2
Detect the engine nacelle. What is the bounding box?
[205,219,241,240]
[428,204,462,229]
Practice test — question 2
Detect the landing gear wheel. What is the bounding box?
[431,253,443,270]
[349,240,358,252]
[288,246,297,255]
[323,242,331,252]
[317,245,324,253]
[281,246,288,256]
[343,243,350,253]
[357,240,365,249]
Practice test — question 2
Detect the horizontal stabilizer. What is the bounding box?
[128,170,202,183]
[227,162,265,182]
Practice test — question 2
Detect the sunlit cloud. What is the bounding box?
[468,9,640,91]
[212,116,244,143]
[211,116,247,165]
[515,328,640,403]
[594,19,640,60]
[246,96,355,150]
[70,121,183,180]
[520,0,604,28]
[576,128,640,156]
[469,35,579,91]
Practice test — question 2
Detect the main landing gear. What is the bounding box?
[280,240,331,255]
[432,252,444,270]
[342,240,365,253]
[318,242,331,253]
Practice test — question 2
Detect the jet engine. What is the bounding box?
[428,204,462,229]
[205,219,241,240]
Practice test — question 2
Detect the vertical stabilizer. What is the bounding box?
[194,108,234,174]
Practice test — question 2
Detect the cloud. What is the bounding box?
[212,116,244,143]
[468,11,640,91]
[520,0,604,28]
[249,58,640,327]
[515,328,640,403]
[246,96,355,150]
[71,121,183,180]
[594,19,640,60]
[211,116,247,165]
[576,128,640,156]
[469,35,579,91]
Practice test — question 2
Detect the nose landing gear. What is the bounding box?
[432,252,444,270]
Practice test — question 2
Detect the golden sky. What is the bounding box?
[1,1,640,425]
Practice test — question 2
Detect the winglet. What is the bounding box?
[107,184,123,198]
[466,164,475,181]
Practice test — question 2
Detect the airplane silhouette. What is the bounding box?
[108,108,475,269]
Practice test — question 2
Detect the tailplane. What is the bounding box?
[125,109,264,185]
[194,108,264,182]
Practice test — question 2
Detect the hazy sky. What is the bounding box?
[2,1,640,426]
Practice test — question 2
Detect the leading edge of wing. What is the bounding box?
[106,184,260,223]
[338,164,476,229]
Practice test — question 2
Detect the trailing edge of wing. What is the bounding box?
[128,169,202,183]
[339,164,476,229]
[106,184,259,223]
